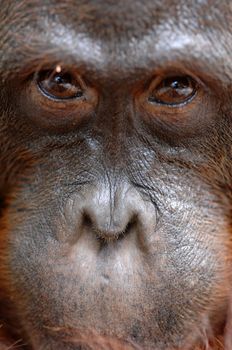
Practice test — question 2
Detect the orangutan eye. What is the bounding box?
[148,76,197,106]
[37,68,84,100]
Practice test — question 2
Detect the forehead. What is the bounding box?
[7,0,229,39]
[2,0,232,82]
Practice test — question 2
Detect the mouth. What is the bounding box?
[23,314,227,350]
[7,216,230,350]
[40,327,138,349]
[25,325,225,350]
[0,319,227,350]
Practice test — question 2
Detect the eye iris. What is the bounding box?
[37,70,83,100]
[150,76,196,105]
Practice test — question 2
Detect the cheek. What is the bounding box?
[5,191,231,348]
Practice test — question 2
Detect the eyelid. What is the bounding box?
[147,65,208,89]
[147,75,198,107]
[35,67,87,102]
[36,80,84,102]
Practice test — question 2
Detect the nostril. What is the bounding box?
[123,218,137,236]
[0,195,8,218]
[82,211,137,242]
[82,212,93,229]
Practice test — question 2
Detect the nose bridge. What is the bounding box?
[95,87,131,141]
[97,105,132,171]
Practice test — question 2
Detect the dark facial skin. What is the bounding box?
[1,0,232,349]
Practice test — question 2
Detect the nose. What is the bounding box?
[77,183,156,241]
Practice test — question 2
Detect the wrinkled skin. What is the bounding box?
[1,0,232,349]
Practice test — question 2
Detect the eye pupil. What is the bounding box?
[54,75,64,84]
[149,75,196,106]
[171,80,179,89]
[37,69,83,100]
